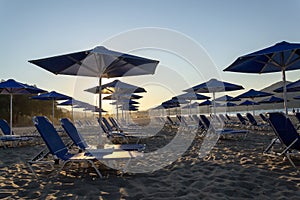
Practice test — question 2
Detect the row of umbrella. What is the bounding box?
[161,41,300,116]
[158,77,300,116]
[0,78,145,135]
[24,40,300,126]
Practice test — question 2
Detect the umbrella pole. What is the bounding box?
[252,98,255,116]
[72,105,74,121]
[10,94,13,135]
[52,100,55,125]
[282,68,288,115]
[189,99,191,115]
[213,92,216,115]
[99,77,102,124]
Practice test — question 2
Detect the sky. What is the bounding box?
[1,0,300,112]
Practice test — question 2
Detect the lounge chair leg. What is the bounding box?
[264,138,278,154]
[87,160,103,178]
[286,154,297,169]
[27,162,38,179]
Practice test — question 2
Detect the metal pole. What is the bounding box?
[213,92,216,115]
[52,100,55,124]
[10,94,13,135]
[282,69,288,115]
[99,77,102,122]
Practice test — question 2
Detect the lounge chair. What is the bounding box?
[28,116,142,178]
[259,113,268,123]
[98,118,143,144]
[166,116,179,127]
[265,112,300,169]
[0,119,33,148]
[236,113,248,127]
[295,113,300,130]
[60,118,145,152]
[199,115,248,137]
[245,113,269,130]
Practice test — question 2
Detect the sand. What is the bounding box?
[1,125,300,199]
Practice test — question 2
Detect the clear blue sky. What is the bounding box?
[1,0,300,111]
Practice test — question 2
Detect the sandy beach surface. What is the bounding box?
[1,125,300,199]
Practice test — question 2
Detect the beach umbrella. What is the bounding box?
[220,102,237,114]
[234,89,272,115]
[198,100,222,114]
[184,78,244,114]
[173,92,210,114]
[258,96,284,111]
[258,96,284,104]
[274,79,300,93]
[224,41,300,114]
[85,80,146,95]
[103,93,142,100]
[102,92,143,121]
[0,79,46,135]
[85,79,146,121]
[294,96,300,100]
[110,99,140,105]
[239,100,259,112]
[31,91,71,124]
[58,98,88,120]
[215,95,240,102]
[235,89,273,116]
[235,89,273,99]
[28,46,159,125]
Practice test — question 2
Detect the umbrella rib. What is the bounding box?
[256,54,282,72]
[67,55,100,75]
[286,54,300,68]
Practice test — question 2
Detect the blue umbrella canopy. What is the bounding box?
[0,79,46,94]
[173,92,210,114]
[0,79,46,135]
[28,46,159,78]
[235,89,273,99]
[198,99,212,106]
[184,78,243,114]
[224,41,300,114]
[174,92,210,100]
[239,100,259,106]
[294,96,300,100]
[215,95,240,102]
[31,91,71,100]
[161,99,182,109]
[32,91,72,123]
[184,78,244,93]
[85,80,146,94]
[274,79,300,93]
[235,89,270,115]
[258,96,284,104]
[103,93,143,100]
[239,100,259,113]
[110,99,140,105]
[222,102,237,107]
[29,46,159,122]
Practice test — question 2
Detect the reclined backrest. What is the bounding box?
[60,118,88,150]
[199,115,210,129]
[33,116,68,159]
[259,113,268,122]
[237,113,247,125]
[246,113,257,126]
[0,119,12,135]
[102,118,113,132]
[268,112,300,150]
[109,117,120,129]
